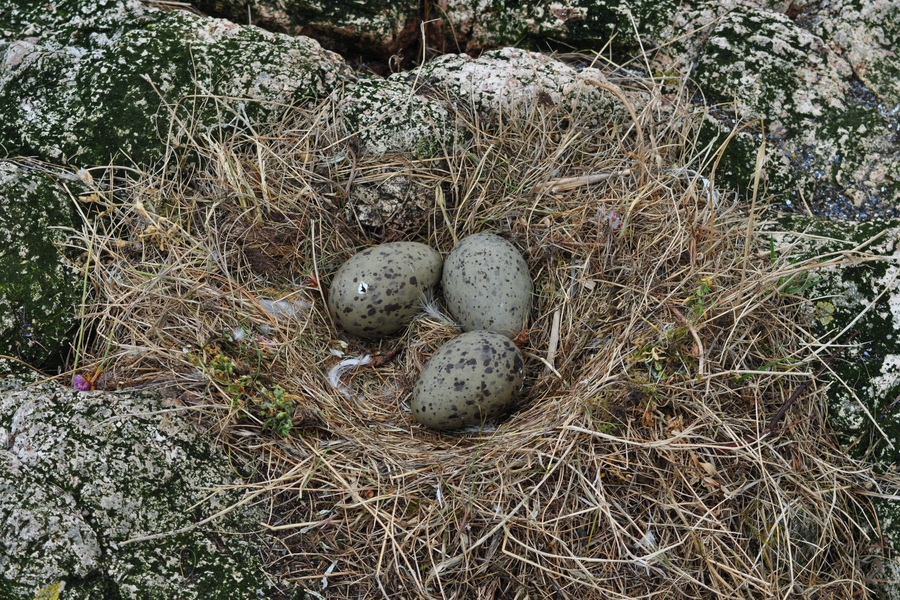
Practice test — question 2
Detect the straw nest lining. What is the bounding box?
[73,63,886,599]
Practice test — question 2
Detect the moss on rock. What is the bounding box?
[337,77,456,157]
[0,162,82,372]
[687,4,899,217]
[767,215,900,596]
[0,0,351,167]
[769,215,900,466]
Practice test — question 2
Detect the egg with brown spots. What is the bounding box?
[328,242,442,338]
[411,330,525,430]
[442,233,532,339]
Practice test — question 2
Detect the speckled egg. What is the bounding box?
[411,330,525,430]
[328,242,442,338]
[441,233,533,338]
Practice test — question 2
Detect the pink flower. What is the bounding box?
[608,210,623,232]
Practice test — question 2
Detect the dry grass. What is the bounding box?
[70,63,890,598]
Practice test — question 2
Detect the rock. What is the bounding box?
[875,495,900,600]
[813,0,900,109]
[6,0,898,216]
[0,0,351,167]
[345,174,439,234]
[191,0,420,59]
[686,3,899,219]
[769,215,900,597]
[0,161,82,373]
[337,47,629,153]
[427,2,900,216]
[338,77,456,157]
[769,215,900,466]
[395,47,624,125]
[0,376,289,599]
[182,0,676,59]
[188,0,677,58]
[433,0,676,55]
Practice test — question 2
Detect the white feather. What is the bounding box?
[328,354,373,391]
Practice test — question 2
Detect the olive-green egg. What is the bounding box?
[411,330,525,430]
[328,242,442,338]
[441,233,533,338]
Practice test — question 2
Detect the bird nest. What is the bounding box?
[71,60,889,599]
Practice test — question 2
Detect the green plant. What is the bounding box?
[199,352,294,436]
[769,237,819,295]
[685,276,715,318]
[260,385,295,437]
[207,352,254,409]
[640,344,669,381]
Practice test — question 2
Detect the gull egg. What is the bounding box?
[441,233,533,338]
[328,242,442,338]
[411,330,525,430]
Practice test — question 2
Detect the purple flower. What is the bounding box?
[73,374,91,391]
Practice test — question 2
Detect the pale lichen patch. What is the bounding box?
[0,378,285,598]
[401,48,625,127]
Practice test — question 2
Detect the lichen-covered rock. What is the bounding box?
[190,0,419,59]
[874,497,900,600]
[396,47,624,125]
[0,0,351,167]
[769,215,900,597]
[337,78,457,157]
[183,0,679,59]
[345,174,438,233]
[0,377,287,599]
[688,4,899,218]
[0,162,82,373]
[769,215,900,466]
[434,0,677,55]
[813,0,900,109]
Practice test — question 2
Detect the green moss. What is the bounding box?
[770,216,900,467]
[0,1,349,167]
[0,162,82,371]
